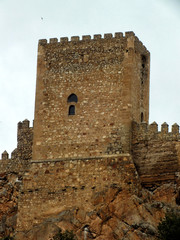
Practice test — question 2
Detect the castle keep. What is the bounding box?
[0,32,180,240]
[33,31,149,160]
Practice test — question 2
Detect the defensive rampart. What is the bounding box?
[38,31,148,53]
[0,120,33,237]
[16,154,140,232]
[132,121,180,187]
[0,119,33,174]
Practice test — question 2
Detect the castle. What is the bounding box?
[0,32,180,240]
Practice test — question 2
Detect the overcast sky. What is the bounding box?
[0,0,180,156]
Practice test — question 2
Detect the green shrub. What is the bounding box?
[53,228,76,240]
[0,236,14,240]
[157,211,180,240]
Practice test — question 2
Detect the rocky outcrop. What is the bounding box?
[12,182,180,240]
[0,172,22,238]
[0,155,179,239]
[0,156,30,239]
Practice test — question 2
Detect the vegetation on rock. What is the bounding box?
[0,236,14,240]
[158,211,180,240]
[53,228,76,240]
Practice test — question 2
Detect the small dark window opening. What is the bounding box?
[141,55,146,85]
[68,94,78,103]
[141,55,146,63]
[141,112,144,122]
[69,105,75,115]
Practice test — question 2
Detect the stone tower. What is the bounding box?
[2,32,180,239]
[32,31,150,160]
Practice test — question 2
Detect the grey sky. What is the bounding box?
[0,0,180,155]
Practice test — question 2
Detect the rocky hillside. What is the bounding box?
[1,172,179,239]
[15,183,179,240]
[0,172,21,238]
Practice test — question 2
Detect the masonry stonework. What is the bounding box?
[0,32,180,240]
[33,32,150,160]
[16,155,139,232]
[132,121,180,187]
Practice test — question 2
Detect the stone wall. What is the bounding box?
[0,120,32,238]
[32,32,150,160]
[132,121,180,187]
[1,119,33,162]
[16,120,33,160]
[16,154,140,233]
[1,31,180,239]
[0,159,30,238]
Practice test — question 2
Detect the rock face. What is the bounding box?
[13,182,180,240]
[0,172,21,238]
[1,170,177,239]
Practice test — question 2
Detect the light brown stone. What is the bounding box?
[0,32,180,240]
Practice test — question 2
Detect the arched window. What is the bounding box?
[67,94,78,116]
[67,94,78,103]
[69,105,75,115]
[141,112,144,122]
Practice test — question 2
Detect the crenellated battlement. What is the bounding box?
[39,31,130,44]
[0,119,33,162]
[132,121,180,142]
[1,150,9,160]
[1,148,18,161]
[18,119,31,129]
[38,31,149,54]
[132,121,180,187]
